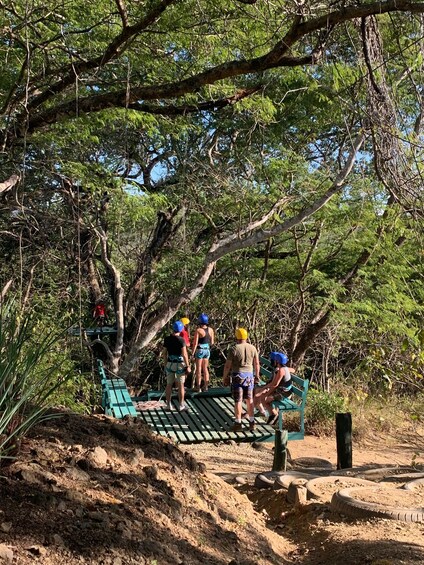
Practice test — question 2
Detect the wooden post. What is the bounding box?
[336,412,352,469]
[272,430,288,472]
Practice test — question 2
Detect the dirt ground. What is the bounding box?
[183,426,424,564]
[0,410,423,565]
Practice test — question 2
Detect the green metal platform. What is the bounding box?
[133,388,276,444]
[96,360,307,445]
[68,326,118,336]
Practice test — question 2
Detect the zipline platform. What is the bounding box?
[68,326,117,336]
[133,388,276,444]
[96,359,308,446]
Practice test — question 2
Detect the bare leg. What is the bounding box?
[234,400,242,421]
[165,383,173,406]
[202,359,209,390]
[177,380,185,408]
[254,386,269,415]
[264,394,277,416]
[195,358,202,390]
[246,398,254,418]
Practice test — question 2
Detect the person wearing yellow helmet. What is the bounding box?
[222,327,260,432]
[179,317,191,347]
[179,317,192,387]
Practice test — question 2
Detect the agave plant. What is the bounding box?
[0,299,70,464]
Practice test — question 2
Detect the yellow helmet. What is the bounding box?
[235,327,248,340]
[180,317,190,326]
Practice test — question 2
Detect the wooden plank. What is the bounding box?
[143,386,231,402]
[167,407,199,443]
[287,431,304,441]
[141,403,203,443]
[273,398,301,411]
[69,326,118,336]
[292,374,306,387]
[260,367,272,380]
[206,395,257,439]
[198,396,233,431]
[108,388,124,418]
[218,396,276,441]
[137,387,306,444]
[139,408,160,431]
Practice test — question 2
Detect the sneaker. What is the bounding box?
[230,422,243,432]
[166,404,174,412]
[179,404,189,412]
[266,413,278,426]
[249,421,256,432]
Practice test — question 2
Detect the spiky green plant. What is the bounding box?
[0,299,70,464]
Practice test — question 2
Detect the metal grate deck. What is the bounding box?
[134,389,275,444]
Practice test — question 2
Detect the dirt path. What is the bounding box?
[183,430,424,565]
[183,429,424,478]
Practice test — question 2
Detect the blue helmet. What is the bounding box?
[173,320,184,333]
[270,351,288,366]
[198,313,209,325]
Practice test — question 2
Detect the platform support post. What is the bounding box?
[272,429,288,472]
[336,412,352,469]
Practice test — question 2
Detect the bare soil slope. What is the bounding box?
[0,411,423,565]
[0,411,293,565]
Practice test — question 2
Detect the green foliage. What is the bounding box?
[305,387,346,436]
[0,299,72,464]
[0,0,423,401]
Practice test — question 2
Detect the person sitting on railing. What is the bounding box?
[258,351,294,425]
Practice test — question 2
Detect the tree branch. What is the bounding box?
[25,0,178,112]
[0,173,20,195]
[118,132,365,378]
[5,1,424,138]
[94,226,125,372]
[115,0,129,28]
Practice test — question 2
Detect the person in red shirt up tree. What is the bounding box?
[93,299,107,327]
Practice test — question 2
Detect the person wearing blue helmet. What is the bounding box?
[261,351,294,425]
[162,320,192,411]
[192,313,215,392]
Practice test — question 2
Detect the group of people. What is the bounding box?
[162,316,293,432]
[162,314,215,412]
